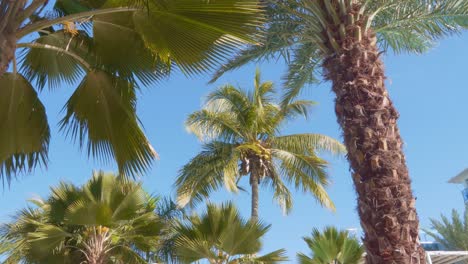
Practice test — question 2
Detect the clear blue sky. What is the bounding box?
[2,33,467,261]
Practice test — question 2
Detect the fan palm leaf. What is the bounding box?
[298,227,364,264]
[0,0,264,181]
[0,172,165,263]
[173,202,288,264]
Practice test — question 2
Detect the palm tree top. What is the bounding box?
[173,202,289,264]
[176,69,345,215]
[211,0,468,101]
[298,226,364,264]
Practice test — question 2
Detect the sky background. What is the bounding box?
[1,32,467,261]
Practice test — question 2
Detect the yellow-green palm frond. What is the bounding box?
[0,73,50,185]
[173,202,288,264]
[271,149,335,211]
[175,141,238,208]
[59,71,157,177]
[298,227,364,264]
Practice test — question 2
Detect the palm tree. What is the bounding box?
[210,1,468,262]
[425,209,468,252]
[173,202,288,264]
[0,0,263,182]
[175,69,345,220]
[298,227,364,264]
[0,172,167,263]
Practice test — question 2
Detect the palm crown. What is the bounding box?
[175,69,345,218]
[173,202,288,264]
[0,0,263,182]
[0,172,166,263]
[298,227,364,264]
[213,0,468,99]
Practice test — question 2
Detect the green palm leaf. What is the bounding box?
[0,73,50,184]
[175,141,237,207]
[173,202,288,264]
[19,30,91,91]
[59,70,157,177]
[0,172,165,263]
[298,227,364,264]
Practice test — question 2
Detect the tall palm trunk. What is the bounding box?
[323,26,425,263]
[251,171,259,221]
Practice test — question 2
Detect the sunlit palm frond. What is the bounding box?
[59,70,157,177]
[92,12,171,86]
[186,109,243,142]
[0,73,50,185]
[121,0,264,75]
[425,209,468,250]
[271,134,346,157]
[0,172,163,263]
[175,141,238,207]
[298,227,364,264]
[173,202,287,264]
[205,84,252,128]
[268,166,293,215]
[272,149,335,211]
[373,0,468,54]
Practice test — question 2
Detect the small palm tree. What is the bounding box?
[0,0,263,182]
[173,202,288,264]
[0,172,165,263]
[425,209,468,251]
[175,69,345,220]
[298,227,364,264]
[211,0,468,261]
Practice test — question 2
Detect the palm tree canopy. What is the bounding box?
[176,69,345,214]
[0,172,167,263]
[173,202,288,264]
[425,209,468,251]
[0,0,264,183]
[298,226,364,264]
[211,0,468,102]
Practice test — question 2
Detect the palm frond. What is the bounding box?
[175,141,237,207]
[426,209,468,250]
[59,70,157,177]
[19,30,90,91]
[298,227,364,264]
[373,0,468,54]
[272,149,335,211]
[0,73,50,185]
[127,0,264,75]
[272,134,346,157]
[186,109,243,142]
[174,202,285,263]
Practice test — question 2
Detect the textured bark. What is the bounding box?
[0,29,16,76]
[323,30,425,263]
[251,172,259,221]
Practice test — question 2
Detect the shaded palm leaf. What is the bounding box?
[0,73,50,184]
